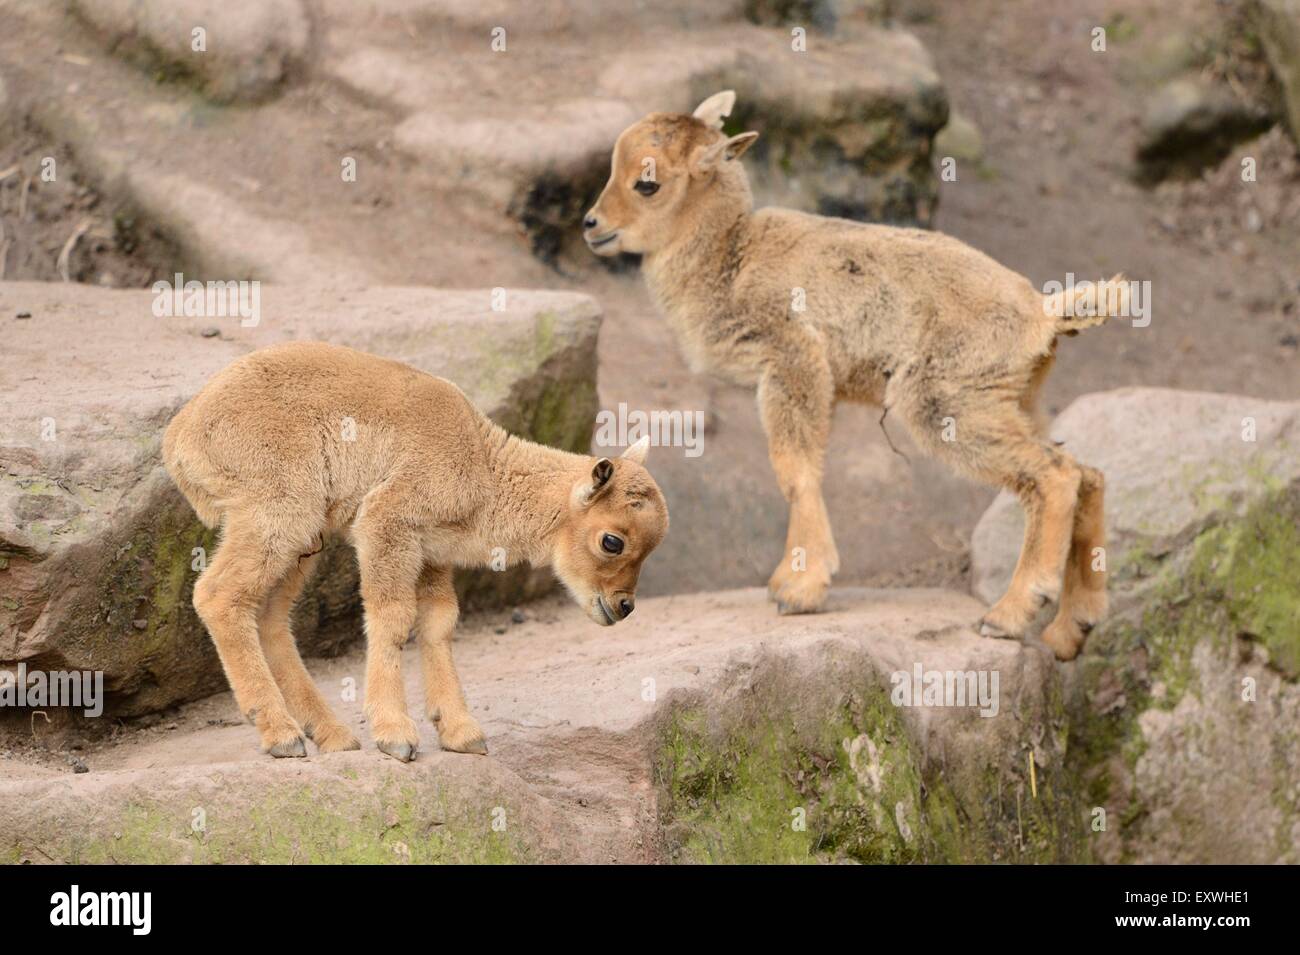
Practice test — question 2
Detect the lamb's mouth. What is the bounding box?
[586,232,619,249]
[594,597,617,626]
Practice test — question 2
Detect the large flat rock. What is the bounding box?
[0,587,1083,864]
[0,281,601,717]
[69,0,310,104]
[971,388,1300,864]
[331,18,945,259]
[972,387,1300,605]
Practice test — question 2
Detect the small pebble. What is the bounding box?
[511,608,526,624]
[132,618,148,630]
[69,756,89,774]
[494,624,508,635]
[16,311,31,319]
[201,327,220,338]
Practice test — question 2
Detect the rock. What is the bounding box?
[1135,77,1273,183]
[971,388,1300,863]
[337,14,947,259]
[68,0,309,103]
[29,100,371,286]
[318,0,737,37]
[1122,31,1203,89]
[972,388,1299,604]
[1255,0,1300,146]
[744,0,894,32]
[696,28,947,225]
[0,588,1083,864]
[0,281,600,718]
[392,99,641,264]
[934,110,983,163]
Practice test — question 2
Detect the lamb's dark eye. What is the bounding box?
[601,533,624,555]
[633,179,660,197]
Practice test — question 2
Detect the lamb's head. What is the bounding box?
[584,90,759,257]
[551,436,669,627]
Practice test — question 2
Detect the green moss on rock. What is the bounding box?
[1184,485,1300,678]
[1066,480,1300,861]
[655,682,1086,864]
[61,782,530,865]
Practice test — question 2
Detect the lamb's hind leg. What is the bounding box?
[353,486,424,762]
[1041,465,1108,660]
[257,553,360,753]
[897,391,1079,642]
[193,514,306,757]
[981,444,1081,642]
[415,565,486,755]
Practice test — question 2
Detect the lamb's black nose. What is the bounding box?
[583,215,598,230]
[620,598,634,618]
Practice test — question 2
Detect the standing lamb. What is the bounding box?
[584,90,1125,661]
[164,341,668,761]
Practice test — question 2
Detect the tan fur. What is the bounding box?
[163,341,668,760]
[584,92,1121,659]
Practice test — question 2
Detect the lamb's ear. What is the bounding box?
[691,131,759,176]
[621,435,650,465]
[692,90,736,130]
[573,458,615,507]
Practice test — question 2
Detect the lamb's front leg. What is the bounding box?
[416,565,486,755]
[758,355,838,614]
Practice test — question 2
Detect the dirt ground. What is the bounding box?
[907,0,1298,413]
[0,122,162,287]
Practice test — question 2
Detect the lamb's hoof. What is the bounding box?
[978,619,1014,639]
[266,736,308,759]
[312,724,362,753]
[770,573,830,616]
[376,739,418,763]
[1071,587,1109,629]
[438,717,489,756]
[1042,615,1088,661]
[979,593,1039,639]
[777,598,821,616]
[451,736,489,756]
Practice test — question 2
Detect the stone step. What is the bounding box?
[10,0,946,279]
[332,22,945,257]
[0,587,1075,864]
[315,0,743,38]
[68,0,310,104]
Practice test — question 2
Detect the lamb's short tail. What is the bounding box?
[1044,273,1130,334]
